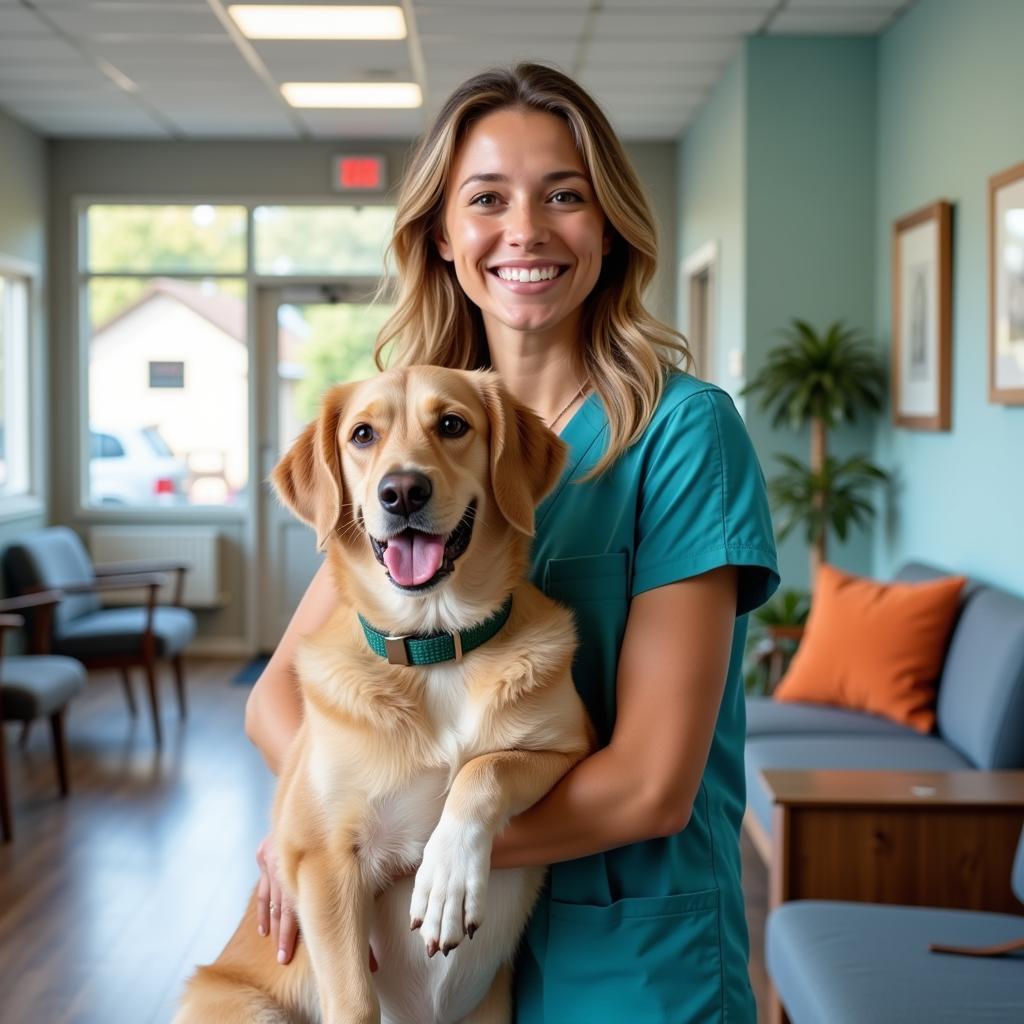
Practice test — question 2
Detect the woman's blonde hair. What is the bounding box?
[374,61,690,476]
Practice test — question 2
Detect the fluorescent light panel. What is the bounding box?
[228,5,406,40]
[282,82,422,108]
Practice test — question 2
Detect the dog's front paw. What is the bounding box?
[410,814,490,958]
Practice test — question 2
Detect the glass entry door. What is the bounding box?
[257,282,393,648]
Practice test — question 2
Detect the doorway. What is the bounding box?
[256,281,394,649]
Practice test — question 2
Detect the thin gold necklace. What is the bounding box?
[545,379,589,432]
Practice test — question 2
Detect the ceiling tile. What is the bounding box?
[599,0,773,7]
[416,9,585,36]
[594,9,768,36]
[586,36,741,66]
[785,0,903,8]
[0,35,81,60]
[0,6,49,33]
[252,38,412,78]
[40,3,223,37]
[770,9,900,33]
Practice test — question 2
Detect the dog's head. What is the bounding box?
[271,366,567,621]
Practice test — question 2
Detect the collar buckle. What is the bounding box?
[384,634,411,666]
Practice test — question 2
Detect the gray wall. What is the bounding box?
[0,107,48,558]
[48,136,677,650]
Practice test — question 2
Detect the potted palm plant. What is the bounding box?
[743,318,889,583]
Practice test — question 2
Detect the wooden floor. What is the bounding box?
[0,658,772,1023]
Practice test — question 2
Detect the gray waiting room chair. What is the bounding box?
[0,589,86,842]
[2,526,197,745]
[767,825,1024,1023]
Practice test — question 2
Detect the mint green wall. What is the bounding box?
[873,0,1024,592]
[678,53,746,401]
[745,37,878,592]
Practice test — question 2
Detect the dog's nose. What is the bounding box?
[378,471,432,517]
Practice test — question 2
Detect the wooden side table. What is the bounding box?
[759,769,1024,1024]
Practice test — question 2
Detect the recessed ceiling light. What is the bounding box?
[228,5,406,40]
[281,82,422,108]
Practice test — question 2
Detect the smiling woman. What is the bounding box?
[243,62,779,1024]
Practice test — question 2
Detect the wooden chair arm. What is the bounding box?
[2,591,61,654]
[0,614,24,632]
[59,573,170,594]
[93,560,188,606]
[0,589,65,613]
[93,559,190,577]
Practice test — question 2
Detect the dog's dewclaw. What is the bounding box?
[410,918,422,931]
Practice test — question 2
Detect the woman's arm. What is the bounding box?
[244,560,338,774]
[490,564,738,869]
[246,559,340,962]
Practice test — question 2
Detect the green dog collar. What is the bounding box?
[358,596,513,666]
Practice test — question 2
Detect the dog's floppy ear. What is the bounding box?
[477,372,568,536]
[271,382,354,550]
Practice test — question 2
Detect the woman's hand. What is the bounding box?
[256,831,381,972]
[256,832,300,964]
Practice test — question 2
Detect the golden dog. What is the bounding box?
[176,366,593,1024]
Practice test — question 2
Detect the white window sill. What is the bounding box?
[0,494,45,523]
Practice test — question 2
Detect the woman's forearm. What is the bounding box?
[244,563,339,775]
[489,742,680,870]
[244,655,303,775]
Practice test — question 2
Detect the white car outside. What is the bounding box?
[89,425,189,506]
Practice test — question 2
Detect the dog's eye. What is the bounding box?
[351,423,376,447]
[438,414,469,438]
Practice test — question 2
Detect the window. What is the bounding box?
[81,204,249,508]
[254,205,394,276]
[149,361,185,389]
[80,202,396,511]
[0,271,31,499]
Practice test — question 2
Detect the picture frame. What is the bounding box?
[891,200,953,430]
[988,160,1024,404]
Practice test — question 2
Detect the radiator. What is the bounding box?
[88,526,225,608]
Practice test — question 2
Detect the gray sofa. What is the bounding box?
[745,563,1024,1022]
[745,562,1024,840]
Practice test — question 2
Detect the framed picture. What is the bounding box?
[891,200,953,430]
[988,160,1024,404]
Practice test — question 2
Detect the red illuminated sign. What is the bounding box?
[333,155,386,192]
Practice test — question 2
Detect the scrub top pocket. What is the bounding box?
[542,889,724,1023]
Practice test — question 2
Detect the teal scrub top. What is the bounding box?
[514,370,780,1024]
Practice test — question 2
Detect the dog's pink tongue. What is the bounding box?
[383,531,445,586]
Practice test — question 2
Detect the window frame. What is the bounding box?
[72,195,397,525]
[0,254,43,523]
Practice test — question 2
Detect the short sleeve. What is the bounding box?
[631,387,780,615]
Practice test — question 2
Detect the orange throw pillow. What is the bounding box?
[773,564,966,733]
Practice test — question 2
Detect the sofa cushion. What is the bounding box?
[767,900,1024,1024]
[774,564,965,733]
[746,696,916,738]
[934,584,1024,769]
[744,735,972,835]
[0,655,87,719]
[54,606,196,659]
